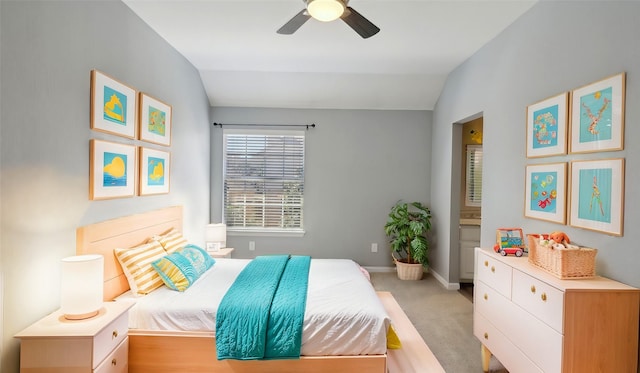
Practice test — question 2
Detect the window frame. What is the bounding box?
[465,144,483,207]
[222,129,306,236]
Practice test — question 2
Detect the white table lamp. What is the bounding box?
[205,223,226,252]
[60,254,104,320]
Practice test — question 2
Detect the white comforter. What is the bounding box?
[118,258,390,355]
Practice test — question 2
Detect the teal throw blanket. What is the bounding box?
[216,255,311,360]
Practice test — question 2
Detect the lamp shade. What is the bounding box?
[307,0,345,22]
[60,254,104,320]
[205,223,226,251]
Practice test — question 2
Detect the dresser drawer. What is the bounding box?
[476,251,512,298]
[95,337,128,373]
[93,309,129,368]
[474,312,542,373]
[512,269,564,333]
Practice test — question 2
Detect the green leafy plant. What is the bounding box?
[384,201,432,266]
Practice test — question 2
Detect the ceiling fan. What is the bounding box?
[277,0,380,39]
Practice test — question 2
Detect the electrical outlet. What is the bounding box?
[249,241,255,251]
[371,243,378,253]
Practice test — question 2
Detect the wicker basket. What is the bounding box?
[392,253,424,280]
[527,234,597,279]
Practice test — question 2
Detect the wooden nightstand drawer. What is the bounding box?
[93,309,129,367]
[95,337,128,373]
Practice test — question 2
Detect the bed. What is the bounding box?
[76,206,390,373]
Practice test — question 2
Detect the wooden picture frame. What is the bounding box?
[569,158,624,236]
[569,72,625,154]
[524,162,567,224]
[90,139,136,200]
[90,70,137,139]
[139,92,172,146]
[139,147,170,196]
[526,92,569,158]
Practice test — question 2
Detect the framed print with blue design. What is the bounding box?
[139,147,170,196]
[90,140,136,200]
[526,92,568,158]
[139,93,172,146]
[524,162,567,224]
[570,73,625,154]
[90,70,137,139]
[569,158,624,236]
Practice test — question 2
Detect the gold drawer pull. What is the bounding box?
[112,330,118,339]
[491,266,495,273]
[484,332,489,340]
[112,358,117,366]
[484,260,488,267]
[530,285,536,293]
[541,293,547,302]
[483,293,488,300]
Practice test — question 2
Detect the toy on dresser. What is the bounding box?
[527,231,597,279]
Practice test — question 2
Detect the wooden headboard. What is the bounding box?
[76,206,183,300]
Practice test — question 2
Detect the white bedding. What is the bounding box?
[117,258,390,355]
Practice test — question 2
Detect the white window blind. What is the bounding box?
[223,130,305,233]
[465,145,483,207]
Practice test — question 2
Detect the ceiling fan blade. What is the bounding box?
[341,7,380,39]
[277,9,311,35]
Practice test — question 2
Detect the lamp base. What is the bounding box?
[63,309,99,320]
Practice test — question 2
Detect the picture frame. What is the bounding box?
[139,147,171,196]
[526,92,569,158]
[90,70,137,139]
[90,139,136,200]
[139,92,172,146]
[569,158,624,236]
[524,162,567,224]
[569,72,625,154]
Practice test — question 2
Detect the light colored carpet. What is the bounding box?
[370,272,508,372]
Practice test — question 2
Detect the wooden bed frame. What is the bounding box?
[76,206,388,373]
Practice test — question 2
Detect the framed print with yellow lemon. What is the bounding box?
[90,140,136,200]
[139,147,170,196]
[139,92,172,146]
[90,70,137,139]
[524,162,567,224]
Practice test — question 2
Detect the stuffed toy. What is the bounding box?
[549,231,570,245]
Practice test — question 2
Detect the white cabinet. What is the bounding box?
[474,247,639,372]
[459,225,480,281]
[15,301,133,372]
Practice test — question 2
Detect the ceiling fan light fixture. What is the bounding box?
[307,0,345,22]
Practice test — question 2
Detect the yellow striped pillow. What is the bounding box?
[115,240,166,296]
[153,228,188,254]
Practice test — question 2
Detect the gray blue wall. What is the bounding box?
[210,107,432,267]
[0,1,211,371]
[431,1,640,288]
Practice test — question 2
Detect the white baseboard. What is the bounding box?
[429,268,461,290]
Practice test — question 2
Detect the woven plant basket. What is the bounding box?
[527,234,597,279]
[392,253,425,280]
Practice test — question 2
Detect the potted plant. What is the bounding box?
[384,201,432,280]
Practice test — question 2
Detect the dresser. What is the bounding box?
[474,247,639,372]
[15,301,133,373]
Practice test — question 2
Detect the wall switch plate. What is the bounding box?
[249,241,255,251]
[371,243,378,253]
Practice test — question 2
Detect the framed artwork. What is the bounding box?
[526,92,569,158]
[139,147,170,196]
[569,72,625,153]
[90,139,136,200]
[90,70,137,139]
[524,162,567,224]
[139,92,172,146]
[569,158,624,236]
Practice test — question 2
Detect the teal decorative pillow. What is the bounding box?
[151,252,198,291]
[179,244,215,276]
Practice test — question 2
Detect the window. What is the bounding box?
[465,145,483,207]
[223,130,305,234]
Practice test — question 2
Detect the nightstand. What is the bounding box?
[15,301,133,373]
[209,247,234,258]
